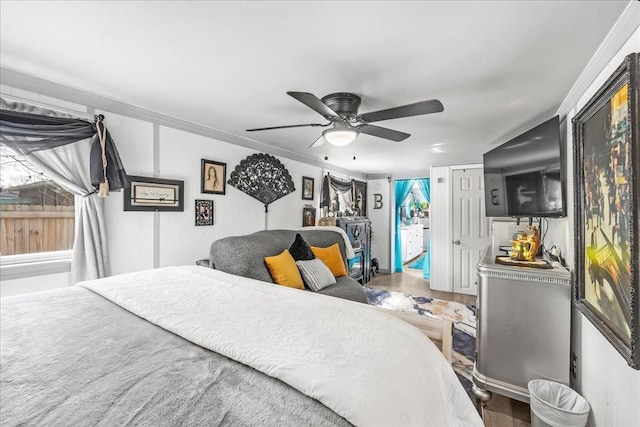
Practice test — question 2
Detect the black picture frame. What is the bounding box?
[302,206,316,227]
[201,159,227,195]
[302,176,314,200]
[124,175,184,212]
[572,52,639,369]
[195,199,214,226]
[353,180,367,217]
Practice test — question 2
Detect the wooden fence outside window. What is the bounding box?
[0,205,75,255]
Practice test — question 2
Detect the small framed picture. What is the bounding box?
[201,159,226,195]
[195,199,214,226]
[124,175,184,212]
[302,176,314,200]
[302,206,316,227]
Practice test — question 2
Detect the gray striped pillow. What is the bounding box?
[296,259,337,291]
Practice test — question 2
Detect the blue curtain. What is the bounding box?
[415,178,431,279]
[393,179,415,272]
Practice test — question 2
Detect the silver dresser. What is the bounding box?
[473,247,571,404]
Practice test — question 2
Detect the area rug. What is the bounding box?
[407,253,425,269]
[364,287,477,405]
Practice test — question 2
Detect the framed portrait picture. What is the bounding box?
[124,175,184,212]
[302,176,314,200]
[195,199,214,226]
[302,206,316,227]
[572,53,639,369]
[352,180,367,217]
[201,159,226,195]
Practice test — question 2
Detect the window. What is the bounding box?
[0,147,75,256]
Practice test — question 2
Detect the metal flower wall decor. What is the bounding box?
[227,153,296,217]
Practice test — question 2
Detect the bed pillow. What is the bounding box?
[296,259,337,291]
[310,243,348,277]
[264,249,305,289]
[289,233,315,261]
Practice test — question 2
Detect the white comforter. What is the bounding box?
[79,266,482,426]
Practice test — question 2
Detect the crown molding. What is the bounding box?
[0,67,363,179]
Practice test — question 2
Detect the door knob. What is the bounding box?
[453,240,461,245]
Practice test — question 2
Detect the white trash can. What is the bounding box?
[528,380,590,427]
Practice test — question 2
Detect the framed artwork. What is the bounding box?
[302,176,314,200]
[573,52,639,369]
[201,159,227,195]
[353,180,367,217]
[302,206,316,227]
[195,199,214,226]
[124,175,184,212]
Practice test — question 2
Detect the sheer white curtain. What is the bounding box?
[27,142,109,282]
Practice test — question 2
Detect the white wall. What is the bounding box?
[428,166,452,291]
[102,119,327,275]
[0,272,70,298]
[1,87,329,289]
[560,23,640,427]
[366,178,391,272]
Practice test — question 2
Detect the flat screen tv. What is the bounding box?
[483,115,566,217]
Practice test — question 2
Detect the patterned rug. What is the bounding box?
[407,253,425,269]
[364,287,477,405]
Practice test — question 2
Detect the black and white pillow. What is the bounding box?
[296,259,336,291]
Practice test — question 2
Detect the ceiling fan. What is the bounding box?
[246,92,444,148]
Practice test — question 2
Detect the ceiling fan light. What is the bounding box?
[323,128,359,146]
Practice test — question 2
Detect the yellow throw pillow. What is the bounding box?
[264,249,305,289]
[311,243,348,277]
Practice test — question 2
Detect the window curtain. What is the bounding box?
[415,178,431,279]
[0,98,129,283]
[393,179,415,272]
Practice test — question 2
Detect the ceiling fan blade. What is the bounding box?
[356,124,410,142]
[246,123,327,132]
[359,99,444,123]
[309,135,325,148]
[287,92,340,119]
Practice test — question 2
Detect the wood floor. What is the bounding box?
[366,264,532,427]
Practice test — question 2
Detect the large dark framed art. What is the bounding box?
[124,176,184,212]
[573,52,639,369]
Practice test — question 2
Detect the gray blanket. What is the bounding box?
[0,287,351,426]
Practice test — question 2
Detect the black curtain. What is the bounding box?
[0,109,129,193]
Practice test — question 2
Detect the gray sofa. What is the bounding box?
[200,229,368,304]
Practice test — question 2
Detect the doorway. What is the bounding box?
[393,178,431,287]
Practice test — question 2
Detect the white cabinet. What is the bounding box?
[401,225,424,263]
[400,229,408,262]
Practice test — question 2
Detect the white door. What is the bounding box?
[452,168,490,295]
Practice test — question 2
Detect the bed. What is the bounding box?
[0,265,482,426]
